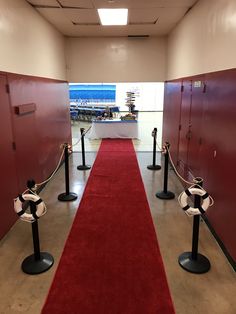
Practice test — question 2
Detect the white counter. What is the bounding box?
[86,119,138,139]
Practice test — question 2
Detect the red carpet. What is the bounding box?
[42,139,175,314]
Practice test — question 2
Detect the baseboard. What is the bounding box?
[202,215,236,272]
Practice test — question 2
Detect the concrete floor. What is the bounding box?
[0,120,235,313]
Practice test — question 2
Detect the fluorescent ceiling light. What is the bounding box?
[98,9,128,26]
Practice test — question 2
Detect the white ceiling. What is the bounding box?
[26,0,198,37]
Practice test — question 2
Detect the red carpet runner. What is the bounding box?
[42,139,175,314]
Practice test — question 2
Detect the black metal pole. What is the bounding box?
[77,128,91,171]
[147,128,161,170]
[31,201,41,261]
[81,128,86,166]
[163,145,169,193]
[21,180,54,274]
[153,132,157,165]
[65,143,70,195]
[58,144,78,201]
[191,216,200,261]
[156,142,175,199]
[178,177,211,274]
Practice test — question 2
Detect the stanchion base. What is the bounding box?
[77,165,91,171]
[21,252,54,275]
[58,192,78,202]
[156,190,175,199]
[178,252,211,274]
[147,165,161,170]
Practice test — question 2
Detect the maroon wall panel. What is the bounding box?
[187,76,206,180]
[0,71,71,239]
[177,79,192,178]
[203,69,236,262]
[12,109,42,191]
[163,68,236,265]
[0,74,18,238]
[162,80,182,165]
[8,74,71,192]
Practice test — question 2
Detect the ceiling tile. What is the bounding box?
[63,8,99,24]
[37,8,72,25]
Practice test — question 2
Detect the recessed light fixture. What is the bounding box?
[98,8,128,26]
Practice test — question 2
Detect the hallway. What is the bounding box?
[0,145,235,313]
[0,0,236,312]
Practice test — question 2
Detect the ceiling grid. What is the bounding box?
[26,0,198,36]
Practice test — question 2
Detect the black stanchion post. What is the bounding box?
[156,142,175,199]
[178,177,211,274]
[21,180,54,275]
[147,128,161,170]
[58,143,78,201]
[77,128,91,171]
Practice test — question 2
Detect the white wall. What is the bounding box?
[167,0,236,80]
[0,0,66,80]
[116,83,164,111]
[66,37,166,83]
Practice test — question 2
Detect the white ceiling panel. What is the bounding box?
[37,8,72,25]
[128,9,160,24]
[27,0,199,37]
[128,7,187,24]
[63,9,99,24]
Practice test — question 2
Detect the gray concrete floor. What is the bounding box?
[0,140,235,313]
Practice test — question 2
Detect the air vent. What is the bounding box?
[72,22,100,26]
[128,35,149,38]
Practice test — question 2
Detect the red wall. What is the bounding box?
[0,74,19,238]
[0,71,71,239]
[162,80,182,166]
[163,68,236,267]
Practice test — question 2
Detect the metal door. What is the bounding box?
[0,74,18,239]
[177,80,192,179]
[187,79,205,179]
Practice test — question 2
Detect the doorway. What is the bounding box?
[69,82,164,152]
